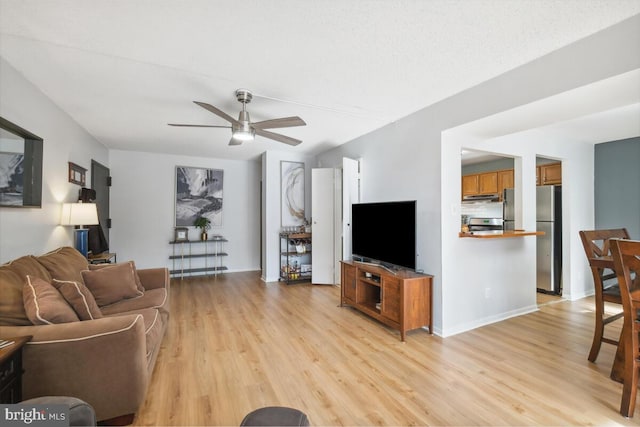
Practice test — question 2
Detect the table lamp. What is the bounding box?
[61,202,99,257]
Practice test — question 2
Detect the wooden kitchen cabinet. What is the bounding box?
[462,174,479,196]
[462,171,498,197]
[462,168,513,200]
[539,162,561,185]
[497,169,514,199]
[478,172,498,194]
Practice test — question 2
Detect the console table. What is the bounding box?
[169,238,228,278]
[340,261,432,341]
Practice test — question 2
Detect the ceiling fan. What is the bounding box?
[169,89,306,146]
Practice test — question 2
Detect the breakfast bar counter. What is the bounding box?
[459,230,545,239]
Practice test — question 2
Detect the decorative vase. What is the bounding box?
[201,232,208,241]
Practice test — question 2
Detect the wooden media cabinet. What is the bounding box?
[340,261,433,341]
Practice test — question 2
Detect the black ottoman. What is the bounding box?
[20,396,96,426]
[241,406,310,426]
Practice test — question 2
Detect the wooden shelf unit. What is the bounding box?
[169,238,228,278]
[340,261,433,341]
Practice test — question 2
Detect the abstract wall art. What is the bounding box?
[281,161,305,227]
[175,166,224,227]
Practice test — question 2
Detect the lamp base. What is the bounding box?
[74,228,89,258]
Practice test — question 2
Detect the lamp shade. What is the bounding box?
[61,203,99,226]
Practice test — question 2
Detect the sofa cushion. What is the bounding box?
[37,247,89,284]
[23,276,80,325]
[52,279,103,320]
[89,261,145,292]
[0,267,31,326]
[81,262,144,307]
[1,256,53,326]
[5,255,53,282]
[100,288,168,317]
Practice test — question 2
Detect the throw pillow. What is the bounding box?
[81,262,144,307]
[89,261,145,292]
[23,276,80,325]
[0,267,31,326]
[37,247,89,284]
[52,279,103,320]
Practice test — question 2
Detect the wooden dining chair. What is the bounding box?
[610,238,640,418]
[579,228,630,362]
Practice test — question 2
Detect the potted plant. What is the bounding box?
[193,216,211,241]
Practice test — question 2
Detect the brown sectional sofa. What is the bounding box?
[0,247,170,423]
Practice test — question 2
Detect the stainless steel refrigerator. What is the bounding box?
[503,186,562,294]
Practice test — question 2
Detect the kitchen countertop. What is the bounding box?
[459,230,545,238]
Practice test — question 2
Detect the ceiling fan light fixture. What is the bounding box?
[173,89,306,146]
[232,129,254,141]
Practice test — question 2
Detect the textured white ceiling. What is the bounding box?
[1,1,639,160]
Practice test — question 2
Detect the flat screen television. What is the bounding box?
[351,200,416,271]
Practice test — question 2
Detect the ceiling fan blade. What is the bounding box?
[168,123,231,128]
[251,116,306,130]
[228,137,243,146]
[193,101,239,125]
[254,128,302,146]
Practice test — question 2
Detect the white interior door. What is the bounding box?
[312,168,335,284]
[342,158,360,261]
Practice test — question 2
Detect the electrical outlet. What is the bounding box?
[485,287,491,299]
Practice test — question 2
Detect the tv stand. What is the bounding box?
[353,260,397,275]
[340,260,433,341]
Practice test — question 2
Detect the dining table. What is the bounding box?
[589,255,628,384]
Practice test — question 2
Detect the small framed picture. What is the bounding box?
[174,227,189,242]
[68,162,87,186]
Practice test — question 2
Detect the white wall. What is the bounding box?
[109,150,261,271]
[261,150,314,282]
[317,15,640,336]
[0,57,108,262]
[441,127,594,336]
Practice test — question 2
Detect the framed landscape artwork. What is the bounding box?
[281,161,305,227]
[175,166,224,227]
[0,152,24,206]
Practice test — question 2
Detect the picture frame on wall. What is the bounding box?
[68,162,86,186]
[175,166,224,227]
[281,161,305,227]
[174,227,189,242]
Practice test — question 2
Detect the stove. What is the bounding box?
[467,217,504,231]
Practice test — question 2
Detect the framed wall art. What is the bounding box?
[0,152,24,206]
[175,166,224,227]
[174,227,189,242]
[281,161,305,227]
[68,162,86,186]
[0,116,43,208]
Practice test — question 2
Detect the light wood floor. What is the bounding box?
[132,272,636,426]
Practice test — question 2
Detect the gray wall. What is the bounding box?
[595,137,640,239]
[462,156,558,176]
[462,157,514,175]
